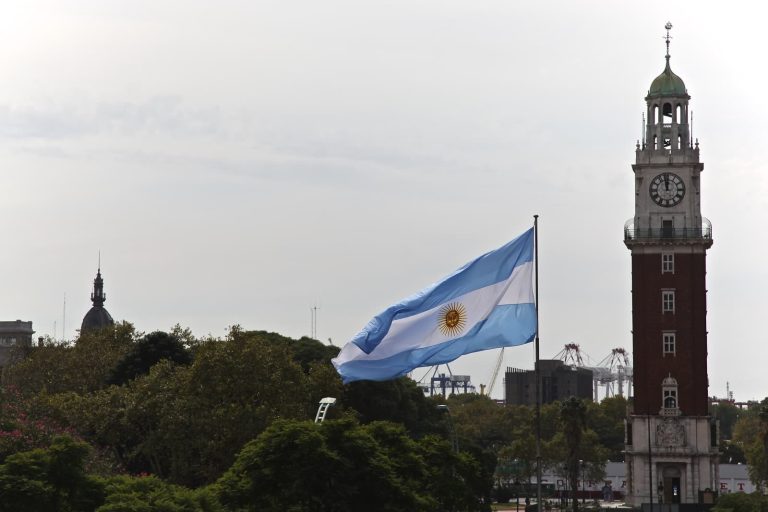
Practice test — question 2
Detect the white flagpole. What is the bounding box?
[534,215,542,512]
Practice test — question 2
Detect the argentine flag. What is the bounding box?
[333,228,536,383]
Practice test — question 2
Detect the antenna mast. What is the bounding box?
[310,304,320,339]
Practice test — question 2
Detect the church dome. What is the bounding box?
[81,306,114,332]
[648,58,687,98]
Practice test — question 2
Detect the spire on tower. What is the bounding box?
[90,268,106,307]
[664,22,673,61]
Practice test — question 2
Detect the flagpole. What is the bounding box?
[534,214,542,512]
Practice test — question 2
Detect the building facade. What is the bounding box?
[623,25,718,507]
[537,462,752,500]
[505,359,592,406]
[0,320,34,366]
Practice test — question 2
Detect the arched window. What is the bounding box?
[663,103,673,123]
[654,135,658,150]
[654,105,660,124]
[676,104,682,124]
[661,375,680,415]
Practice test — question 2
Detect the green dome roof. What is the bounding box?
[648,57,687,97]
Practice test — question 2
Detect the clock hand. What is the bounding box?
[664,174,669,190]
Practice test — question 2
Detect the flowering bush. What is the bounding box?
[0,386,76,462]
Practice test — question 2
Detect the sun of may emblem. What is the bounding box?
[438,302,467,337]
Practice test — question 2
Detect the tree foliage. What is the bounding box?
[215,418,487,512]
[586,396,627,462]
[713,491,768,512]
[0,386,78,464]
[106,331,192,386]
[97,475,223,512]
[0,436,223,512]
[0,320,652,509]
[341,377,446,438]
[733,405,768,491]
[45,330,314,486]
[2,323,137,394]
[0,436,104,512]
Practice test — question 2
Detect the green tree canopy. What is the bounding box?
[586,396,627,462]
[46,330,314,486]
[106,331,192,386]
[2,322,137,394]
[340,377,446,438]
[0,436,104,512]
[215,418,487,512]
[733,405,768,491]
[97,475,222,512]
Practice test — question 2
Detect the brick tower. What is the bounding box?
[623,24,718,507]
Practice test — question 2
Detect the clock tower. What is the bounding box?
[624,24,718,507]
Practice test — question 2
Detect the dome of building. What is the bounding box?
[80,268,115,333]
[648,57,687,98]
[82,305,114,332]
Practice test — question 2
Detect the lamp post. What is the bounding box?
[580,460,585,504]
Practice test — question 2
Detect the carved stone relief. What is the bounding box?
[655,418,686,447]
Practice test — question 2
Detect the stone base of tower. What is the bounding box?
[625,415,719,508]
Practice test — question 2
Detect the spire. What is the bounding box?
[664,21,673,64]
[90,267,106,307]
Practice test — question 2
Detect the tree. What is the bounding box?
[449,394,520,450]
[216,418,486,512]
[46,331,314,486]
[713,491,768,512]
[341,377,445,438]
[733,405,768,491]
[497,433,537,486]
[97,475,222,512]
[712,401,742,441]
[560,397,587,512]
[288,336,339,372]
[106,331,192,386]
[2,322,137,394]
[0,386,78,464]
[216,419,423,512]
[587,396,627,462]
[712,400,747,463]
[0,436,223,512]
[0,436,104,512]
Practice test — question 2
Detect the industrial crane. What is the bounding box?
[486,347,505,396]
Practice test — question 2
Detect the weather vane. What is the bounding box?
[664,22,673,58]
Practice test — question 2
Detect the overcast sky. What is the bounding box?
[1,1,765,402]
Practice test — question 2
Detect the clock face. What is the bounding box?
[649,172,686,207]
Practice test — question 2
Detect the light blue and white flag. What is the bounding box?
[332,228,536,383]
